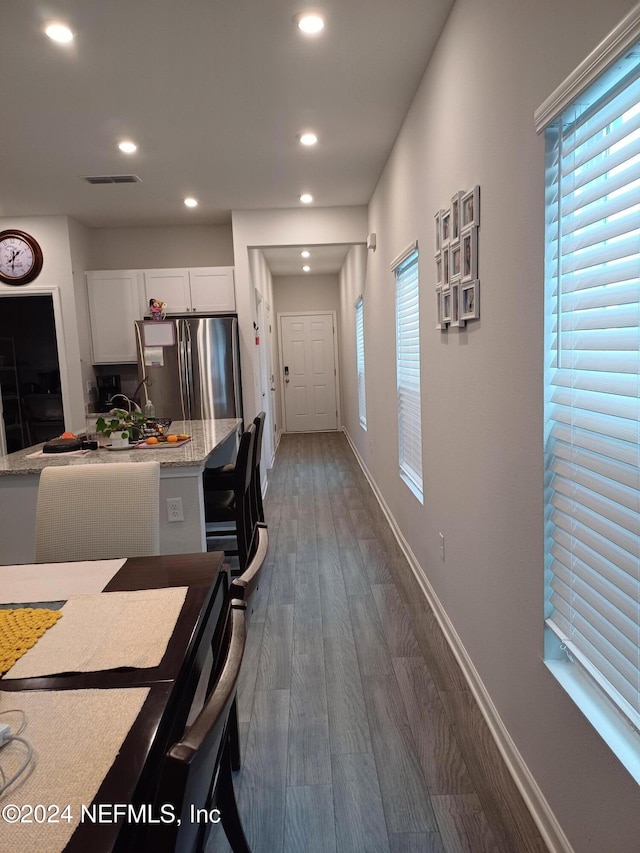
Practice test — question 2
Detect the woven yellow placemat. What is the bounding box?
[0,608,62,675]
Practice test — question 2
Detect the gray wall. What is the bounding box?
[340,1,640,851]
[87,224,234,269]
[273,273,340,317]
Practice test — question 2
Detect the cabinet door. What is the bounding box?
[189,267,235,313]
[144,269,191,314]
[87,271,142,364]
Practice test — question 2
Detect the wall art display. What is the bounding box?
[441,208,451,247]
[450,282,463,327]
[434,184,480,330]
[460,280,480,320]
[461,185,480,229]
[435,286,444,329]
[450,191,463,243]
[450,243,461,282]
[461,227,478,281]
[442,288,452,324]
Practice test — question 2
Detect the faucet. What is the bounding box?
[107,393,141,414]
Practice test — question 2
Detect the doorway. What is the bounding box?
[279,312,338,432]
[0,294,64,452]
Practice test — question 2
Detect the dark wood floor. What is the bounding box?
[210,431,547,853]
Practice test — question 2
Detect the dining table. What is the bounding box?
[0,550,230,853]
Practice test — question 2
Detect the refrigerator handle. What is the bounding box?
[232,318,242,420]
[184,320,193,421]
[177,320,188,422]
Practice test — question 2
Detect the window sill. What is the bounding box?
[545,657,640,785]
[400,470,423,504]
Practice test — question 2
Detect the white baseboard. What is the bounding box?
[342,428,573,853]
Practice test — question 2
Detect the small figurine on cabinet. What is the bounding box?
[149,298,166,320]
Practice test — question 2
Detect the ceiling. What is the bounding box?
[1,0,454,231]
[261,243,353,276]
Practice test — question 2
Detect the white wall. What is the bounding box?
[248,247,277,465]
[338,245,368,447]
[348,2,639,851]
[231,207,368,425]
[68,217,97,411]
[87,224,234,269]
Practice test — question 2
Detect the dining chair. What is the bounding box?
[230,522,269,606]
[150,599,250,853]
[205,412,266,528]
[34,461,160,562]
[203,423,256,574]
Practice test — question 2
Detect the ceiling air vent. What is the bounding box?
[83,174,142,185]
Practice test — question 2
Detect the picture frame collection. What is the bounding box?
[435,185,480,329]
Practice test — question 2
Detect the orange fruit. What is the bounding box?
[61,431,77,439]
[166,435,179,443]
[146,436,158,445]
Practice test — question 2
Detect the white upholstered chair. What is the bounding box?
[34,461,161,562]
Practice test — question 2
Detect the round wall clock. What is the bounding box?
[0,229,44,286]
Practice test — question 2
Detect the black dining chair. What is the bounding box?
[206,412,266,529]
[203,423,256,574]
[149,599,250,853]
[230,522,269,608]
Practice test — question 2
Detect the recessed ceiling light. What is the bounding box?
[299,132,318,146]
[303,265,311,272]
[296,13,325,34]
[184,197,198,208]
[301,250,310,258]
[299,193,313,204]
[118,141,138,154]
[45,23,74,43]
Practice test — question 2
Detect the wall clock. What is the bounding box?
[0,229,44,286]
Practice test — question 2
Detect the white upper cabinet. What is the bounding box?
[143,269,191,314]
[188,267,235,312]
[87,270,143,364]
[143,267,235,314]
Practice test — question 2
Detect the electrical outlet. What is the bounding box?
[167,498,184,522]
[439,531,445,561]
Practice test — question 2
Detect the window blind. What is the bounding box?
[356,297,367,428]
[544,45,640,729]
[395,250,423,499]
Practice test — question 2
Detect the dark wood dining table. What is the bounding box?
[0,550,229,852]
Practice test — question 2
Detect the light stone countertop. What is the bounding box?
[0,419,240,476]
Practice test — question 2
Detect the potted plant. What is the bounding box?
[95,408,147,449]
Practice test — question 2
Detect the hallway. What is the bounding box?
[217,431,546,852]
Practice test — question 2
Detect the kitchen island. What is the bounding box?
[0,419,240,564]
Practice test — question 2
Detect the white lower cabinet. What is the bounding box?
[87,270,143,364]
[143,267,235,314]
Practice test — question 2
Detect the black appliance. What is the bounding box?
[97,374,121,410]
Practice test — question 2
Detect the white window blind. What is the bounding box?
[394,249,423,500]
[544,45,640,730]
[356,297,367,429]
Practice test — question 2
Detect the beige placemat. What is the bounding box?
[0,686,149,853]
[4,587,188,679]
[0,559,126,605]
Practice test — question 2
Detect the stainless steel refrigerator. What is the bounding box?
[135,316,243,422]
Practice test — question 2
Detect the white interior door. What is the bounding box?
[279,313,338,432]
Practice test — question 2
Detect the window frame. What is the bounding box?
[355,296,367,430]
[538,7,640,782]
[392,243,423,503]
